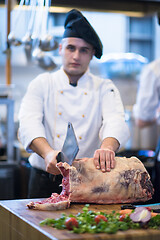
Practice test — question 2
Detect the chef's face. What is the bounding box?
[59,38,95,80]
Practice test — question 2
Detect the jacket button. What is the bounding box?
[79,136,82,140]
[57,134,60,138]
[60,91,63,94]
[82,114,85,118]
[84,92,87,95]
[59,112,62,116]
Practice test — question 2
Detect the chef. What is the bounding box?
[18,9,130,198]
[133,58,160,128]
[133,58,160,202]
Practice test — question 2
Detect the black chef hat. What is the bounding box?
[63,9,103,59]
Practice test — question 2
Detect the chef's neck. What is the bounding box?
[69,76,79,86]
[64,70,85,87]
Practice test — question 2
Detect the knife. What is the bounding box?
[121,203,160,213]
[56,122,79,165]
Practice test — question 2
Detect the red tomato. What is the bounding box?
[119,214,126,221]
[95,215,108,224]
[65,217,79,230]
[146,207,152,212]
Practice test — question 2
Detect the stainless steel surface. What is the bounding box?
[0,98,14,162]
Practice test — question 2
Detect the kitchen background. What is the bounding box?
[0,1,160,199]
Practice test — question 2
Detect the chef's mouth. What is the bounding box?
[70,63,81,67]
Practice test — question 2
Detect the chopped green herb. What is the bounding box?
[39,204,160,234]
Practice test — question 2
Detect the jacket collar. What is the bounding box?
[60,66,90,88]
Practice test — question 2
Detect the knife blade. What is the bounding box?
[56,122,79,165]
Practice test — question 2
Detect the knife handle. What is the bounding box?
[56,152,64,163]
[121,204,136,210]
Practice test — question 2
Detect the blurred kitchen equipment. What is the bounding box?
[38,56,57,70]
[22,0,36,45]
[39,0,58,52]
[0,84,15,98]
[39,34,58,52]
[0,165,20,200]
[32,48,57,70]
[7,0,25,46]
[23,32,33,62]
[7,0,57,70]
[22,0,37,61]
[22,32,33,48]
[98,52,148,79]
[0,96,21,200]
[0,97,15,163]
[31,0,57,70]
[124,105,159,150]
[8,32,22,47]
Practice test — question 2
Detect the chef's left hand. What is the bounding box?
[93,148,115,172]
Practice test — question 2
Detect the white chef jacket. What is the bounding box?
[133,58,160,122]
[18,67,129,171]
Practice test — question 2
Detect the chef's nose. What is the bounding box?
[73,49,80,59]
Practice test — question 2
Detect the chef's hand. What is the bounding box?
[93,137,119,172]
[93,148,115,172]
[45,150,61,175]
[29,137,61,175]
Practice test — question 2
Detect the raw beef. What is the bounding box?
[27,156,154,210]
[27,193,70,210]
[64,156,154,204]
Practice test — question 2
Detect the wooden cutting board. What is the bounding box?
[0,198,160,240]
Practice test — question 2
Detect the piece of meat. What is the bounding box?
[65,157,154,204]
[27,157,154,210]
[27,193,70,210]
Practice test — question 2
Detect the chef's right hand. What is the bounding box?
[44,150,61,175]
[93,148,115,172]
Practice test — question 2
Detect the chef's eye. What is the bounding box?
[80,48,89,54]
[67,45,75,51]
